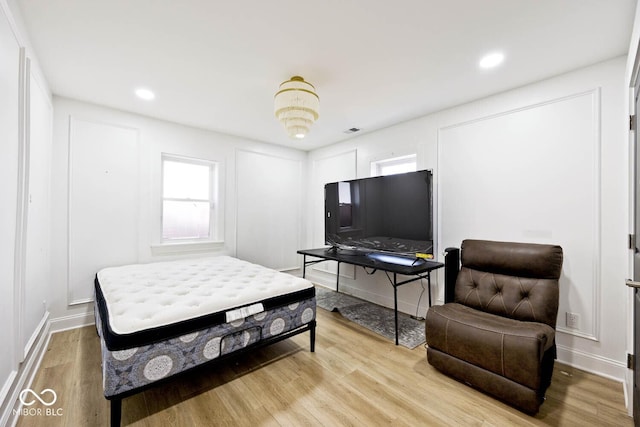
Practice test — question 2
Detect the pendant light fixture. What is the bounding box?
[274,76,319,139]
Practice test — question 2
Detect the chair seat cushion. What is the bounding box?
[426,303,555,390]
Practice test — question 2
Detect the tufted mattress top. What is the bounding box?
[95,256,315,350]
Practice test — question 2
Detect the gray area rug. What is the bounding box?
[315,286,426,349]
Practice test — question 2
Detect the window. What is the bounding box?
[370,154,417,177]
[162,155,218,241]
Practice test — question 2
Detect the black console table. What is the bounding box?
[297,247,444,345]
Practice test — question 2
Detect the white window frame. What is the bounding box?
[370,154,417,177]
[160,153,220,246]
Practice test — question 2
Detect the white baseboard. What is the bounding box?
[48,311,95,334]
[548,344,626,383]
[23,313,49,360]
[0,319,51,427]
[0,371,17,418]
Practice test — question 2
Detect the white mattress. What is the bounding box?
[96,256,313,335]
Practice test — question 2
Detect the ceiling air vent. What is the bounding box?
[344,127,361,134]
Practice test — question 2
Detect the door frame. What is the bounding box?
[627,37,640,419]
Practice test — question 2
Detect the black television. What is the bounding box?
[324,170,433,256]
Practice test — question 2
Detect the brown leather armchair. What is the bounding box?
[425,239,563,414]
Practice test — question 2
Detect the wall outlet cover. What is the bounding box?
[566,312,580,329]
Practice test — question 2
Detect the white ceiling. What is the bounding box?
[16,0,637,151]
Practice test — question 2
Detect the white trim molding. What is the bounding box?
[0,314,50,427]
[437,88,602,342]
[557,343,627,383]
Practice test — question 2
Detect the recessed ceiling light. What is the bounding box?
[479,52,505,69]
[135,88,155,100]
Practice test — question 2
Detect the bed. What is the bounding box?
[94,256,316,427]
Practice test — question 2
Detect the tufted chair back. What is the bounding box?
[454,239,563,329]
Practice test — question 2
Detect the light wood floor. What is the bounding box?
[16,308,632,427]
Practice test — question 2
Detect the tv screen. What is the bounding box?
[324,170,433,255]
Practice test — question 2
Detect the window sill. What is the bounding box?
[151,240,225,256]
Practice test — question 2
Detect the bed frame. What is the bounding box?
[100,315,315,427]
[94,257,316,427]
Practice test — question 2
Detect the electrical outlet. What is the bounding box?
[566,312,580,329]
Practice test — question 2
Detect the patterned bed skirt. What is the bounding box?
[95,297,316,398]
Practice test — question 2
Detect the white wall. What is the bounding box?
[0,1,53,425]
[49,97,308,324]
[236,150,304,270]
[0,3,22,410]
[438,90,601,340]
[305,56,628,381]
[22,63,53,354]
[67,118,140,304]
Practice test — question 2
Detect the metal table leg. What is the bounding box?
[428,271,432,307]
[394,272,399,345]
[302,255,307,278]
